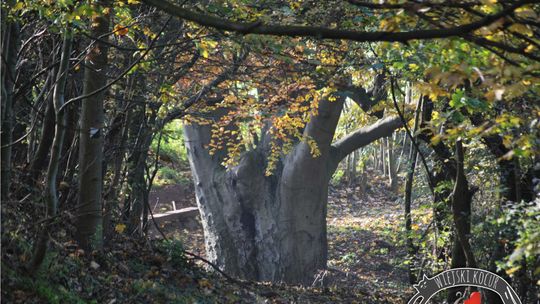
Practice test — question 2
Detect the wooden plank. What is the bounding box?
[150,207,199,224]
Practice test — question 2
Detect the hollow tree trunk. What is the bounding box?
[184,95,402,283]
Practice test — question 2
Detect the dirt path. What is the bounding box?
[148,183,206,256]
[326,176,411,301]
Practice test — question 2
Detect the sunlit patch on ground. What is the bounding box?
[326,179,419,300]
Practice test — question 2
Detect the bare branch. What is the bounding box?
[347,0,480,10]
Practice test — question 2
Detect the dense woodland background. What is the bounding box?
[1,0,539,303]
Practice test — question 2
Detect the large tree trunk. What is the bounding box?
[184,95,402,283]
[76,1,110,250]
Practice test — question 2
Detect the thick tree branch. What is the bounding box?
[341,73,386,118]
[142,0,532,42]
[347,0,481,10]
[331,116,402,163]
[302,95,346,153]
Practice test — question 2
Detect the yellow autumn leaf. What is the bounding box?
[115,223,126,233]
[114,24,129,36]
[13,1,24,10]
[515,7,537,19]
[409,63,419,72]
[509,24,533,37]
[200,48,209,59]
[506,266,521,276]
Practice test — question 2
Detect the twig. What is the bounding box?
[390,77,435,196]
[58,17,173,114]
[183,250,241,284]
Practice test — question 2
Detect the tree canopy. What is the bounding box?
[2,0,539,302]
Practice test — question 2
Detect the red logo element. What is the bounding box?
[464,292,482,304]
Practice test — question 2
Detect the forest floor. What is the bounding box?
[326,175,412,300]
[143,171,414,303]
[2,172,415,303]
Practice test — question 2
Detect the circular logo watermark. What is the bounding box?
[408,268,521,304]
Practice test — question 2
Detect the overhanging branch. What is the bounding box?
[142,0,532,43]
[331,115,402,163]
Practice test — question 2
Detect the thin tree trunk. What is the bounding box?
[447,140,477,302]
[60,127,79,208]
[28,78,56,186]
[372,146,378,172]
[346,150,357,185]
[403,97,422,283]
[387,135,397,192]
[380,139,386,175]
[28,31,72,272]
[416,97,468,303]
[76,1,110,250]
[1,18,20,200]
[396,131,407,173]
[467,112,524,304]
[126,115,156,235]
[103,106,131,241]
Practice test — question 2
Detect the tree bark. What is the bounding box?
[467,112,527,304]
[416,98,476,303]
[452,140,477,268]
[28,78,56,186]
[387,135,397,191]
[126,107,157,235]
[347,150,358,185]
[28,30,72,272]
[184,94,402,283]
[380,139,386,175]
[1,18,20,200]
[76,1,110,250]
[403,97,422,283]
